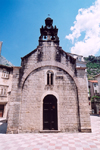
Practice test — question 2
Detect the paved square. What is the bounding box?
[0,115,100,150]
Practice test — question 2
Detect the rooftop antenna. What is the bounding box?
[48,14,50,17]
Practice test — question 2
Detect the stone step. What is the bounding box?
[39,130,60,133]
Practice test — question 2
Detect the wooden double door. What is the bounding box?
[43,95,58,130]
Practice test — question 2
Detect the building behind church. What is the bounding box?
[7,18,91,133]
[0,42,13,123]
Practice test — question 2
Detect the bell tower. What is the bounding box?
[39,17,59,45]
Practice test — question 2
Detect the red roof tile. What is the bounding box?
[89,80,98,83]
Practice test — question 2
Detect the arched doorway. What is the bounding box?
[43,95,58,130]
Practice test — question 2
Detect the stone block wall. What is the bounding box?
[18,67,78,133]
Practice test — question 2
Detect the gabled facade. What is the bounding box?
[7,18,91,133]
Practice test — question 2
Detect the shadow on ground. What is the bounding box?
[90,114,100,117]
[0,122,7,134]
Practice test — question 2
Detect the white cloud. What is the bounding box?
[66,0,100,56]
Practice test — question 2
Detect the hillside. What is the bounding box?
[84,55,100,80]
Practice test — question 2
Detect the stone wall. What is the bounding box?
[18,66,78,133]
[7,67,21,133]
[76,69,91,132]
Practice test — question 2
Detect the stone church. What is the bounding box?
[7,17,91,133]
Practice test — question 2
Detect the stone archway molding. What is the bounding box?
[41,91,59,102]
[21,61,79,89]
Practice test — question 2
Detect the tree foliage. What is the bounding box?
[91,95,100,102]
[84,55,100,79]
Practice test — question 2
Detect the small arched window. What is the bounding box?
[47,70,54,85]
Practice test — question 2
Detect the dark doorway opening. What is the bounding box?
[0,105,4,117]
[43,95,58,130]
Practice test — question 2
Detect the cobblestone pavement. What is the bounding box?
[0,115,100,150]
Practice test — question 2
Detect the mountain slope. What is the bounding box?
[84,56,100,80]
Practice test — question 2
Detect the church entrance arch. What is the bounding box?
[43,95,58,130]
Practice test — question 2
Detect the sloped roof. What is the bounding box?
[21,45,76,62]
[0,55,13,67]
[89,80,98,83]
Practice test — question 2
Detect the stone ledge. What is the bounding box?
[0,118,7,123]
[81,127,91,133]
[39,130,60,133]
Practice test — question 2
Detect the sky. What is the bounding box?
[0,0,100,66]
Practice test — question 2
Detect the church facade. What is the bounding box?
[7,18,91,133]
